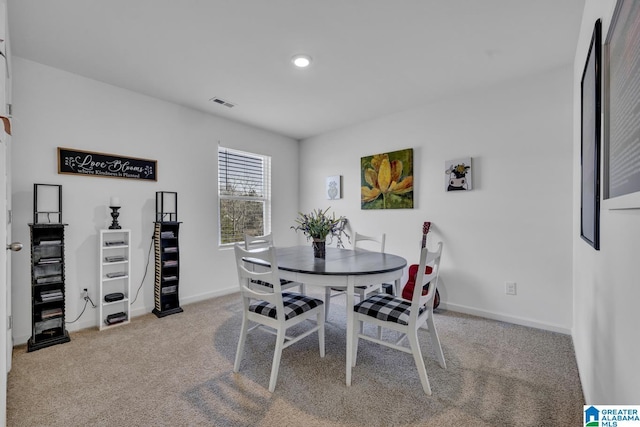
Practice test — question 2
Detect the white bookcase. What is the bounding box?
[98,229,131,330]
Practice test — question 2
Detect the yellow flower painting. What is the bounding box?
[361,148,413,209]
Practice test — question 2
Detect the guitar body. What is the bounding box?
[401,222,441,309]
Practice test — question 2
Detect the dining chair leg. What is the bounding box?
[408,329,432,395]
[317,311,326,357]
[427,314,446,369]
[269,328,286,392]
[233,315,249,372]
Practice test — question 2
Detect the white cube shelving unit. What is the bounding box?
[98,229,131,330]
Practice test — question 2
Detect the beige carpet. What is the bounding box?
[7,291,584,426]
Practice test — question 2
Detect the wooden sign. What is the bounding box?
[57,147,157,181]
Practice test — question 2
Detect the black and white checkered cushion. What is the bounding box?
[354,294,425,326]
[250,278,294,288]
[249,292,323,320]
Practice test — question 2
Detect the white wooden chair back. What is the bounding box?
[353,232,386,252]
[244,233,274,250]
[243,233,306,293]
[234,244,284,314]
[409,242,443,325]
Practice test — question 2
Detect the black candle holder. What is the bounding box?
[109,206,121,229]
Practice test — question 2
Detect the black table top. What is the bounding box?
[268,246,407,276]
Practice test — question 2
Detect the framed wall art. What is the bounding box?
[361,148,413,209]
[604,0,640,208]
[58,147,157,181]
[326,175,342,200]
[445,158,472,191]
[580,20,601,250]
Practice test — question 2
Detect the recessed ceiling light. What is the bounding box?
[291,54,312,68]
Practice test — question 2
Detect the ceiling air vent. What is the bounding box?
[209,97,236,108]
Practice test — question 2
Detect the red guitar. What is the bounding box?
[401,221,440,308]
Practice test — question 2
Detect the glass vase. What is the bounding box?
[312,239,326,258]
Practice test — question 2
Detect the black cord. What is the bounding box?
[131,234,154,305]
[65,295,96,324]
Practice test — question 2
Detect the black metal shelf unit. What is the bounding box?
[152,221,183,317]
[28,223,70,351]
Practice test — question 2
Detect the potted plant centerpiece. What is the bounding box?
[291,207,348,258]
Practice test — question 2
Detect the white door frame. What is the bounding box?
[1,1,12,424]
[0,132,8,427]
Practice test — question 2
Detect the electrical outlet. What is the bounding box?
[82,288,88,298]
[505,282,517,296]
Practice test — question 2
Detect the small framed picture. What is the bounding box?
[327,175,341,200]
[445,158,472,191]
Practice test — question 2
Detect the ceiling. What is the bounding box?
[7,0,585,140]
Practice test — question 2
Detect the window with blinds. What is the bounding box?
[218,147,271,244]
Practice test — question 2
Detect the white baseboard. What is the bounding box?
[128,287,238,318]
[440,302,572,335]
[13,334,30,346]
[180,287,238,306]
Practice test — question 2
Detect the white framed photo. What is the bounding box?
[327,175,341,200]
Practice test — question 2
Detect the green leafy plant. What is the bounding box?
[291,207,348,242]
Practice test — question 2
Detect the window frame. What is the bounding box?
[217,146,271,246]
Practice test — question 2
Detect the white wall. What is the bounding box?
[10,57,300,344]
[300,66,574,333]
[573,0,640,404]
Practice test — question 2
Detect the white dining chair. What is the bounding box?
[350,241,446,395]
[324,232,387,319]
[244,233,305,293]
[233,244,325,392]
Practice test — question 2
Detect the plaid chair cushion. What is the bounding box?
[250,278,294,288]
[250,292,323,320]
[354,294,425,326]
